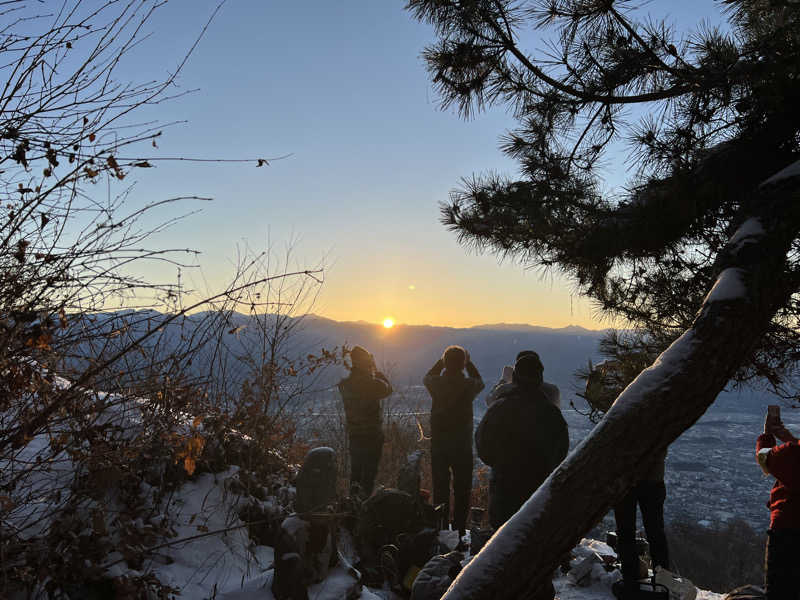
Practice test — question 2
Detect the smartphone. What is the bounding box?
[768,405,781,419]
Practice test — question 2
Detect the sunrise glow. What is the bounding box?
[382,318,395,329]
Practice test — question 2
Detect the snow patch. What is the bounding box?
[144,469,274,597]
[704,268,747,303]
[728,218,765,251]
[601,330,698,423]
[759,159,800,187]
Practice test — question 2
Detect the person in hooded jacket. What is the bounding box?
[338,345,392,497]
[475,352,569,529]
[475,352,567,600]
[423,345,484,543]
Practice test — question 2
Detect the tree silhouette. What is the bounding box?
[408,0,800,596]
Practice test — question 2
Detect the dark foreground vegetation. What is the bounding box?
[667,518,765,593]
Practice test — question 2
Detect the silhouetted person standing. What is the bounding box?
[424,346,484,542]
[475,352,567,600]
[612,450,669,596]
[475,352,568,531]
[339,345,392,497]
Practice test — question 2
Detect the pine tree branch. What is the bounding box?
[486,0,693,105]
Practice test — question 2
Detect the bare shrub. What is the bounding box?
[666,517,765,592]
[0,2,327,596]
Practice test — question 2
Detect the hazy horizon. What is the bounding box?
[305,313,608,332]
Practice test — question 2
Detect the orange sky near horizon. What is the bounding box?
[310,250,610,331]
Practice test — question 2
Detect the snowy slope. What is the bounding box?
[2,377,727,600]
[139,487,725,600]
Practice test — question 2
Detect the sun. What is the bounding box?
[382,317,395,329]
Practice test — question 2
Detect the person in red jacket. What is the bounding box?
[756,409,800,600]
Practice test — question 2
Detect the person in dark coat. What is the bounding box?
[756,410,800,600]
[338,345,392,497]
[475,352,567,600]
[612,450,670,593]
[475,352,569,530]
[423,345,484,541]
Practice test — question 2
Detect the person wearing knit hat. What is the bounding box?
[423,345,484,547]
[475,352,569,600]
[349,345,372,371]
[486,350,561,409]
[338,345,392,497]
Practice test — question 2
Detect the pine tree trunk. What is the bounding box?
[444,173,800,599]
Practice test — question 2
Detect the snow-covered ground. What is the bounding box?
[2,380,729,600]
[130,469,724,600]
[4,432,727,600]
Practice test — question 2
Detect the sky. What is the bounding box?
[102,0,726,329]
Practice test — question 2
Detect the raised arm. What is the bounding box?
[486,379,506,406]
[465,360,485,395]
[423,358,445,393]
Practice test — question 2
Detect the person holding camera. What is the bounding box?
[424,345,484,545]
[485,349,561,408]
[339,345,392,497]
[756,406,800,600]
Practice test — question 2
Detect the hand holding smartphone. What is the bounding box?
[765,405,779,435]
[766,404,797,442]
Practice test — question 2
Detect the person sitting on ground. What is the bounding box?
[756,408,800,600]
[486,350,560,408]
[423,345,484,547]
[338,345,392,497]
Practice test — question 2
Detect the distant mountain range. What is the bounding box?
[468,322,600,335]
[63,310,607,400]
[294,314,606,392]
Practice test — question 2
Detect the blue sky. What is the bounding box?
[109,0,727,328]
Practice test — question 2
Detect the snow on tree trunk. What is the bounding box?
[444,168,800,600]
